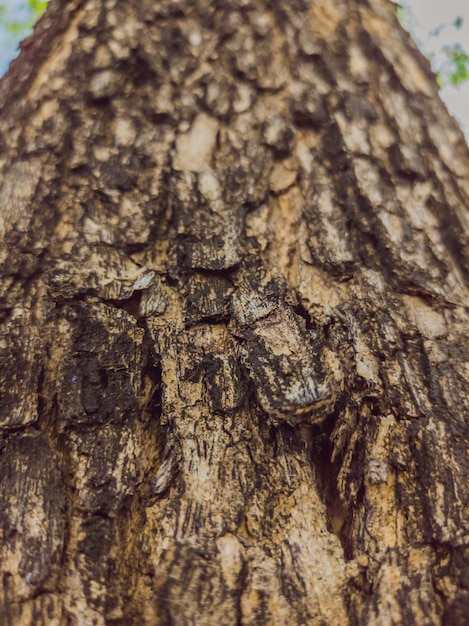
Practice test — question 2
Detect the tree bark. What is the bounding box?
[1,0,469,624]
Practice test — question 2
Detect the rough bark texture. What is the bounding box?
[1,0,469,624]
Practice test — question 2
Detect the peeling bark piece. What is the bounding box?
[232,287,336,426]
[55,302,145,426]
[0,314,43,429]
[0,160,44,237]
[150,446,181,498]
[0,433,65,600]
[184,273,232,325]
[173,169,242,270]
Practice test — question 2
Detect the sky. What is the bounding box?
[0,0,37,75]
[400,0,469,136]
[0,0,468,136]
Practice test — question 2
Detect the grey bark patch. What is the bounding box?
[0,160,44,236]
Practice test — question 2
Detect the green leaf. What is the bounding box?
[6,21,26,34]
[29,0,48,14]
[396,5,405,23]
[0,1,48,36]
[443,43,469,87]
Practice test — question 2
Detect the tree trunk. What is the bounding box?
[1,0,469,624]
